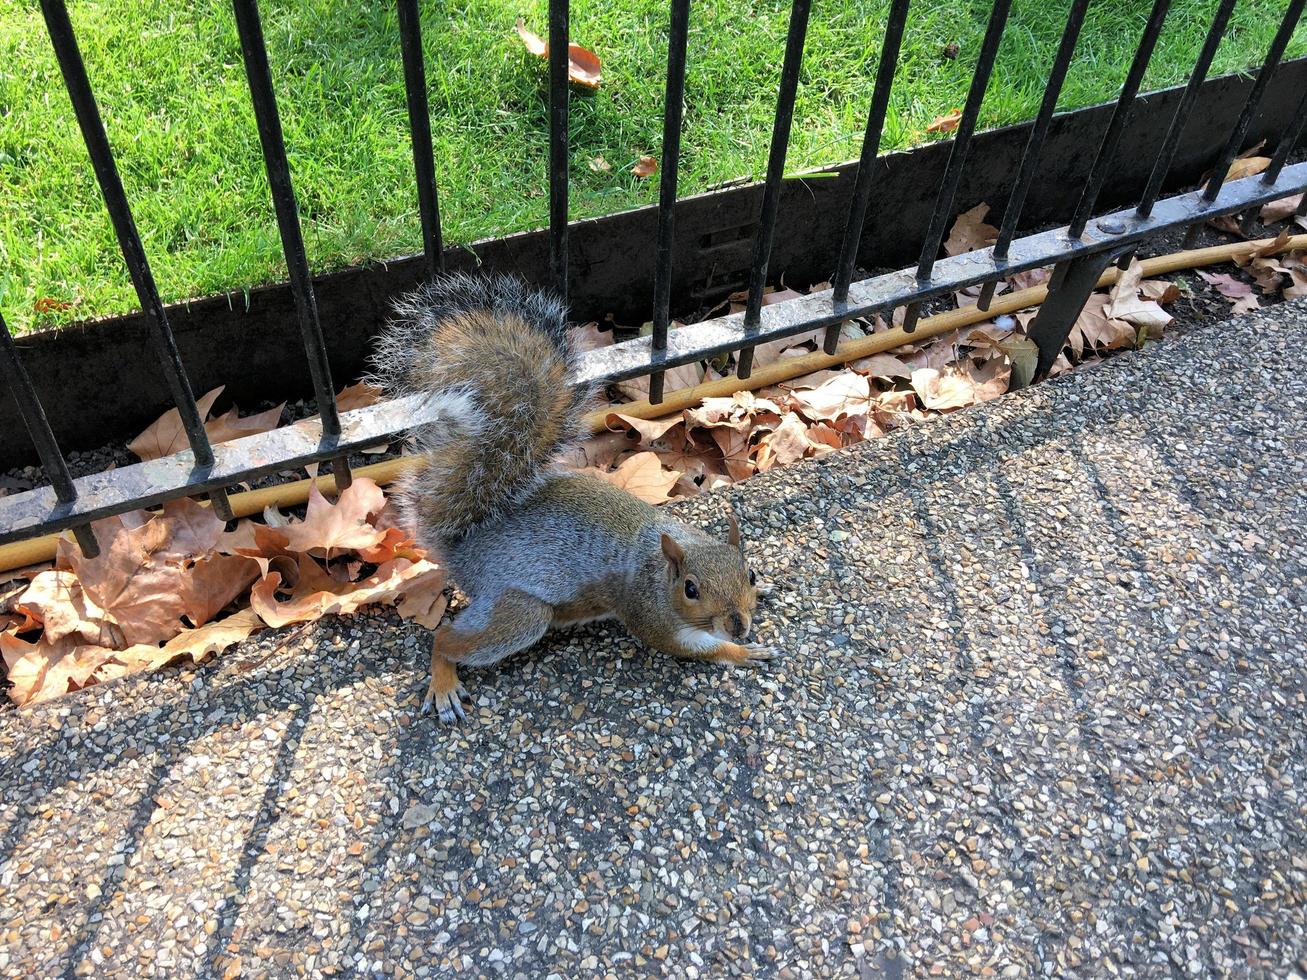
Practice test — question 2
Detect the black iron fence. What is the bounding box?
[2,0,1307,557]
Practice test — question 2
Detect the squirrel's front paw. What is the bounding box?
[714,642,779,668]
[421,684,471,724]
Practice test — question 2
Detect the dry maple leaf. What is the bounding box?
[605,412,688,450]
[34,296,75,314]
[63,515,194,646]
[2,632,90,705]
[12,569,119,647]
[1197,271,1251,298]
[279,479,388,557]
[1225,155,1271,182]
[1068,294,1135,357]
[589,155,612,173]
[806,423,846,450]
[178,554,261,627]
[927,108,962,134]
[1260,193,1304,223]
[754,413,811,472]
[1106,258,1172,332]
[251,558,444,629]
[944,203,999,257]
[1138,279,1180,304]
[129,387,224,461]
[616,360,702,402]
[1008,267,1052,291]
[560,430,632,471]
[632,155,658,178]
[569,321,613,353]
[513,19,602,89]
[911,358,1010,411]
[2,607,265,706]
[787,373,876,423]
[335,382,385,413]
[577,451,680,505]
[848,353,912,380]
[705,427,755,482]
[204,402,284,445]
[158,497,228,559]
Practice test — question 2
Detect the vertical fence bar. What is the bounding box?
[232,0,351,490]
[1135,0,1236,218]
[900,0,1012,333]
[548,0,570,306]
[648,0,692,406]
[736,0,812,380]
[40,0,235,523]
[1025,251,1117,379]
[396,0,444,278]
[0,315,99,557]
[1200,0,1306,204]
[1264,83,1307,185]
[976,0,1088,312]
[825,0,910,354]
[1067,0,1170,239]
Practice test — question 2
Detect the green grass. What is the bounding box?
[1,0,1303,332]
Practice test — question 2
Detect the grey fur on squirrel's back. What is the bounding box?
[368,273,594,547]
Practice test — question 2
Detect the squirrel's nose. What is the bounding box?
[730,613,747,638]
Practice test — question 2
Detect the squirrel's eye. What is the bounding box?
[684,580,699,600]
[748,570,757,586]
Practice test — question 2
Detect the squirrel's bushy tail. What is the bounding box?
[369,273,592,546]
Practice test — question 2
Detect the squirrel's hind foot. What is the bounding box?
[421,683,471,723]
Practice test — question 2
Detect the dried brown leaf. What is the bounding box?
[787,373,875,422]
[944,203,998,257]
[927,109,962,134]
[1196,270,1256,313]
[1226,155,1271,182]
[1260,193,1304,223]
[64,516,192,646]
[251,558,445,629]
[753,413,811,472]
[1106,258,1173,331]
[576,452,680,505]
[848,353,913,379]
[204,402,284,445]
[568,321,614,353]
[615,358,702,402]
[336,382,385,412]
[513,19,601,88]
[2,608,265,706]
[11,570,118,647]
[632,155,658,178]
[279,479,388,557]
[128,387,225,461]
[1069,294,1135,357]
[605,412,688,450]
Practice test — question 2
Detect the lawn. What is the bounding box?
[1,0,1303,333]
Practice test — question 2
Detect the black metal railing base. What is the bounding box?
[3,158,1302,546]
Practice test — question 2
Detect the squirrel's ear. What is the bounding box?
[660,533,686,576]
[725,505,742,551]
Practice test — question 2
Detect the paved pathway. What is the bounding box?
[2,305,1305,978]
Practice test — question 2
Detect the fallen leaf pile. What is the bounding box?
[1,479,444,706]
[563,201,1195,505]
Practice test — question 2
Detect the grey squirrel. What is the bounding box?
[370,274,774,722]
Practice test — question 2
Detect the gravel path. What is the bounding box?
[2,304,1306,979]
